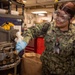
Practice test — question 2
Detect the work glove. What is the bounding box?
[15,31,27,57]
[16,41,27,57]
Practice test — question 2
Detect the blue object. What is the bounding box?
[0,17,22,25]
[16,41,27,53]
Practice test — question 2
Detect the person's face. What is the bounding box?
[53,9,71,28]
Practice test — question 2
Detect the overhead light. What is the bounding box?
[31,11,47,14]
[23,0,27,4]
[38,13,45,16]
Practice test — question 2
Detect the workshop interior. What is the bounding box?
[0,0,75,75]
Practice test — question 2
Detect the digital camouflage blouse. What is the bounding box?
[23,22,75,75]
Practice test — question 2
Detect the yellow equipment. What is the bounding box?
[2,22,14,30]
[55,0,58,2]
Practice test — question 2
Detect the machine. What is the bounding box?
[0,26,20,70]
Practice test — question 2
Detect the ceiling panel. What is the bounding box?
[25,0,54,7]
[26,0,36,4]
[36,0,54,3]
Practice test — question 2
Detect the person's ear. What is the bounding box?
[70,17,75,23]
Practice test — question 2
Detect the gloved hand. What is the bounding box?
[16,41,27,54]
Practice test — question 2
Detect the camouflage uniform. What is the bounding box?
[23,22,75,75]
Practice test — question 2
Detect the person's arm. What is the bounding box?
[16,22,50,55]
[23,22,50,44]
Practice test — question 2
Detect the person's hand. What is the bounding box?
[16,41,27,54]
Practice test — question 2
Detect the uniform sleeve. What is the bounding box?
[23,22,50,44]
[72,40,75,55]
[72,25,75,55]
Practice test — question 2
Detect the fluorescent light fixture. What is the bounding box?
[38,13,45,16]
[23,0,27,4]
[31,11,47,14]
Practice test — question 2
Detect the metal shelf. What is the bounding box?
[0,0,24,6]
[0,14,24,19]
[0,57,21,75]
[0,0,25,19]
[0,57,21,70]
